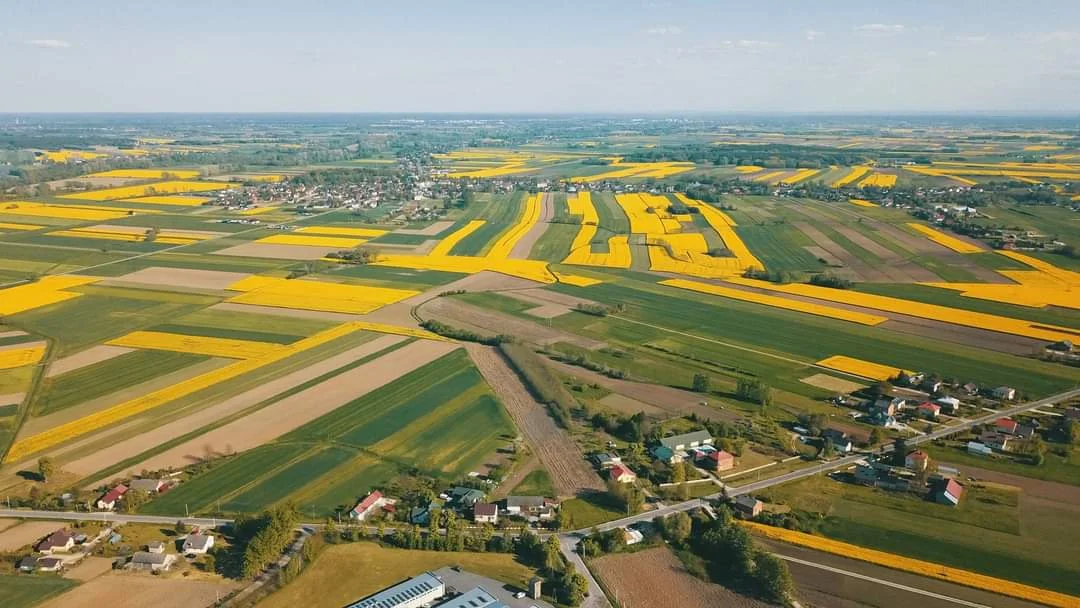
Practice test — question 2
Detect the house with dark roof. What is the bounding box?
[473,503,498,524]
[822,429,853,453]
[129,551,177,572]
[992,387,1016,401]
[128,478,166,494]
[447,487,486,508]
[734,495,763,518]
[35,530,73,554]
[182,534,214,555]
[35,557,63,573]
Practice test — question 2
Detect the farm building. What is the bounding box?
[129,551,177,572]
[936,478,965,506]
[128,478,166,494]
[935,397,960,414]
[96,484,127,510]
[992,387,1016,401]
[967,441,993,456]
[505,496,558,521]
[35,529,73,553]
[734,495,763,518]
[473,503,498,524]
[658,430,713,451]
[17,556,36,573]
[702,449,735,471]
[345,571,446,608]
[609,463,637,484]
[182,533,214,555]
[435,586,502,608]
[349,490,393,521]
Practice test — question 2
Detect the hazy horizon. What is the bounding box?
[3,0,1080,114]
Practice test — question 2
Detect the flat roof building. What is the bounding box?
[347,572,445,608]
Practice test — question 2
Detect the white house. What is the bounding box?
[182,533,214,555]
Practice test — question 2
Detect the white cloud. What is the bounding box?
[725,39,777,50]
[646,26,683,36]
[805,30,824,42]
[854,24,905,36]
[1035,31,1080,44]
[26,39,72,49]
[954,35,987,43]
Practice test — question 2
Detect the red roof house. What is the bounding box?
[937,479,964,506]
[706,450,735,472]
[349,491,389,521]
[96,484,128,511]
[905,450,929,471]
[995,418,1020,434]
[917,402,941,419]
[609,463,636,483]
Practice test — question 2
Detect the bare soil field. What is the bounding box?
[523,304,570,319]
[591,547,773,608]
[939,462,1080,506]
[47,176,141,189]
[422,297,605,350]
[0,330,28,339]
[83,224,226,239]
[209,302,364,322]
[75,335,407,482]
[112,339,456,475]
[0,340,45,353]
[46,345,135,378]
[63,556,115,582]
[802,245,845,269]
[546,359,740,423]
[0,521,64,551]
[38,573,239,608]
[832,225,937,282]
[212,242,335,260]
[0,518,22,532]
[393,220,454,236]
[512,192,554,259]
[106,267,250,291]
[597,393,665,416]
[800,373,866,394]
[466,344,604,496]
[0,392,25,406]
[793,221,880,281]
[501,287,599,309]
[21,358,233,438]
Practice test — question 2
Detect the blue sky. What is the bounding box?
[2,0,1079,113]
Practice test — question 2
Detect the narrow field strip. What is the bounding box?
[88,169,201,179]
[906,223,984,254]
[106,330,285,359]
[225,276,418,315]
[430,220,485,256]
[832,166,872,188]
[294,226,388,238]
[815,355,912,381]
[0,276,100,316]
[660,279,888,326]
[256,234,368,248]
[0,201,150,221]
[486,193,543,259]
[0,344,46,370]
[562,192,632,269]
[59,180,233,201]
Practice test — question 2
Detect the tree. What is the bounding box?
[37,457,55,483]
[122,489,148,513]
[752,552,795,603]
[869,427,885,446]
[665,511,692,544]
[671,461,687,484]
[692,373,711,393]
[543,535,564,574]
[175,520,188,535]
[822,438,835,459]
[201,552,217,574]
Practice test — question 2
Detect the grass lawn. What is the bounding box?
[511,469,556,496]
[562,494,626,528]
[259,543,538,608]
[0,573,78,608]
[923,442,1080,486]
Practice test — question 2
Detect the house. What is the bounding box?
[96,484,127,511]
[994,418,1032,437]
[905,450,929,471]
[962,383,979,396]
[734,495,763,518]
[622,527,644,545]
[609,463,636,484]
[658,430,713,452]
[868,410,897,427]
[936,478,964,506]
[129,551,176,572]
[651,445,684,464]
[409,504,435,526]
[916,402,941,419]
[147,541,165,554]
[703,449,736,471]
[36,557,64,573]
[505,496,558,521]
[935,397,960,414]
[967,441,993,456]
[873,397,906,417]
[182,534,214,555]
[349,491,393,521]
[591,453,620,470]
[473,503,498,524]
[992,387,1016,401]
[922,380,943,394]
[854,463,879,486]
[128,478,165,494]
[980,432,1012,452]
[447,487,486,508]
[1064,407,1080,422]
[822,429,854,453]
[35,530,73,554]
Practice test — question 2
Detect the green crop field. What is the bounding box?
[328,263,466,288]
[220,446,356,513]
[0,573,77,608]
[591,191,630,235]
[735,223,824,274]
[510,468,555,496]
[450,192,525,256]
[35,350,207,415]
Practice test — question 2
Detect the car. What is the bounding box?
[515,592,526,599]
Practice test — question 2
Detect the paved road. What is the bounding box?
[0,508,234,528]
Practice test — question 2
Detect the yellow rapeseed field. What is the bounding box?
[784,168,821,184]
[0,276,99,316]
[553,272,602,287]
[42,150,107,163]
[742,523,1080,608]
[4,323,363,463]
[120,195,212,207]
[727,277,1078,342]
[754,170,788,184]
[0,201,144,221]
[661,279,888,325]
[831,166,871,187]
[238,206,279,215]
[88,169,201,179]
[486,193,543,259]
[446,162,538,179]
[0,222,44,231]
[48,226,208,246]
[734,165,764,174]
[107,331,285,359]
[858,172,898,188]
[563,192,632,268]
[295,226,388,238]
[373,254,557,284]
[257,234,368,248]
[60,181,233,201]
[906,223,983,253]
[226,276,418,315]
[431,220,485,256]
[0,344,46,370]
[848,198,877,208]
[615,193,669,234]
[568,161,693,183]
[815,355,911,381]
[921,251,1080,310]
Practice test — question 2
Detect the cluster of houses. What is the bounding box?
[17,524,215,576]
[854,451,965,506]
[590,429,738,489]
[967,417,1036,456]
[346,488,561,528]
[96,478,173,511]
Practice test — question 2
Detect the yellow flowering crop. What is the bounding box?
[831,166,871,187]
[734,165,764,174]
[906,223,983,253]
[858,173,898,188]
[0,276,99,316]
[257,234,367,248]
[295,226,388,238]
[553,273,602,287]
[568,161,693,183]
[4,323,363,463]
[754,171,788,184]
[487,193,543,259]
[107,331,285,359]
[920,251,1079,310]
[742,523,1080,608]
[0,344,46,370]
[431,220,486,256]
[121,195,212,207]
[0,201,142,221]
[848,198,877,208]
[662,279,888,325]
[815,355,911,381]
[784,168,821,184]
[43,150,107,163]
[226,276,418,315]
[0,222,44,231]
[60,181,233,201]
[615,193,668,234]
[88,169,201,179]
[374,254,557,284]
[562,192,632,269]
[239,206,279,215]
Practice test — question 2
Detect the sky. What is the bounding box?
[2,0,1079,113]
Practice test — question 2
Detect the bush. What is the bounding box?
[499,344,578,428]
